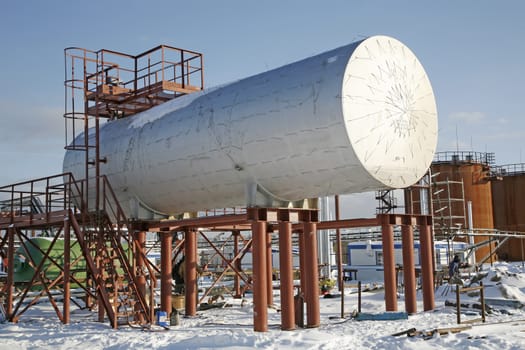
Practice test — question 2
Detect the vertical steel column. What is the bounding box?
[278,221,295,330]
[401,225,417,314]
[6,227,15,319]
[266,231,274,305]
[298,231,306,299]
[335,195,344,319]
[185,230,198,316]
[419,223,435,311]
[252,220,268,332]
[134,230,147,323]
[233,231,242,298]
[160,232,173,317]
[63,216,71,324]
[303,221,320,328]
[135,231,147,300]
[381,224,397,311]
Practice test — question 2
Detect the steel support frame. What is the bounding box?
[378,214,435,313]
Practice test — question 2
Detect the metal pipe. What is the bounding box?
[381,224,397,311]
[419,223,435,311]
[278,221,295,330]
[401,225,417,314]
[160,232,173,317]
[252,220,268,332]
[303,221,320,328]
[185,230,198,316]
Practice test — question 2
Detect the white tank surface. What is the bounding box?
[64,35,438,219]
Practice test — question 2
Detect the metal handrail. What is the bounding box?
[433,151,495,166]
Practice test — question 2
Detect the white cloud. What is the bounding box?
[448,111,486,123]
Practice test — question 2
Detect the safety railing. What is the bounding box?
[493,163,525,176]
[0,173,85,227]
[433,151,495,166]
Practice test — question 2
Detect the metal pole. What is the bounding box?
[185,230,198,316]
[63,216,71,324]
[160,232,173,317]
[252,220,268,332]
[358,281,362,314]
[419,223,435,311]
[233,231,242,298]
[456,285,461,324]
[278,221,295,330]
[381,223,397,311]
[6,227,15,319]
[303,221,320,328]
[266,231,273,306]
[401,225,417,314]
[335,195,344,319]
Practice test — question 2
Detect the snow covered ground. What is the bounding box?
[2,262,525,349]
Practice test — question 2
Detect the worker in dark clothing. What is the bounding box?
[448,254,461,282]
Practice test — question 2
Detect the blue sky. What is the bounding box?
[0,1,524,215]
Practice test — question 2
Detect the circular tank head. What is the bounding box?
[342,35,438,188]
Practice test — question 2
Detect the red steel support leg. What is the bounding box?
[185,230,198,316]
[252,220,268,332]
[299,231,306,300]
[266,231,273,306]
[161,232,173,317]
[303,221,320,328]
[134,230,147,323]
[419,224,435,311]
[135,231,147,297]
[278,221,295,330]
[382,224,397,311]
[63,215,71,324]
[401,225,417,314]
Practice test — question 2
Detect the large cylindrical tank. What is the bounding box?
[431,152,496,263]
[492,164,525,261]
[64,35,438,218]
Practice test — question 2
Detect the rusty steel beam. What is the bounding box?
[160,232,173,317]
[233,231,242,298]
[252,220,268,332]
[278,221,295,330]
[401,225,417,315]
[303,221,320,328]
[315,217,379,230]
[381,223,397,311]
[266,231,273,306]
[419,223,435,311]
[134,231,147,323]
[136,213,248,231]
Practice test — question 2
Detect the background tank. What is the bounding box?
[63,35,438,219]
[492,164,525,261]
[431,152,497,263]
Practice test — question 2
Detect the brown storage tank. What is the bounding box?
[492,164,525,261]
[431,152,497,264]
